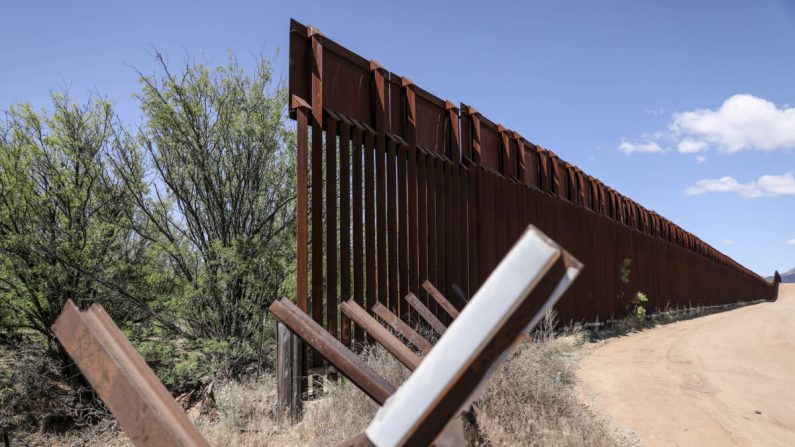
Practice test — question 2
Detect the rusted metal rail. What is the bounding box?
[341,300,421,371]
[52,301,210,447]
[423,280,459,319]
[271,225,582,446]
[405,292,447,336]
[371,302,432,354]
[276,322,302,423]
[270,298,396,405]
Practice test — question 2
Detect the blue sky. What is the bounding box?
[2,0,794,276]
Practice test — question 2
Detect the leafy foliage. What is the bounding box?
[616,257,648,322]
[0,51,296,433]
[112,52,296,378]
[0,94,171,357]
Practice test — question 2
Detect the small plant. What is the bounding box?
[630,291,648,321]
[617,258,649,323]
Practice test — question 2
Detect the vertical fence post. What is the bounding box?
[397,138,410,317]
[277,322,303,424]
[371,60,389,311]
[352,123,365,343]
[387,136,399,315]
[339,117,352,348]
[403,78,420,319]
[309,30,325,371]
[290,94,311,397]
[326,112,339,345]
[462,105,482,293]
[445,101,460,305]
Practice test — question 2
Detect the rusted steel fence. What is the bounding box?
[287,19,775,353]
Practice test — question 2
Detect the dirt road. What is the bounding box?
[579,284,795,447]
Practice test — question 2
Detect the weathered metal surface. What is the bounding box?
[406,292,447,336]
[327,112,339,340]
[352,123,365,343]
[52,300,210,447]
[277,322,302,423]
[422,281,460,319]
[371,302,433,354]
[292,96,311,387]
[310,32,324,370]
[270,298,395,405]
[373,63,389,312]
[340,118,352,348]
[387,137,399,314]
[341,300,421,371]
[288,18,775,350]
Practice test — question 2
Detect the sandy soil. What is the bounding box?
[579,284,795,447]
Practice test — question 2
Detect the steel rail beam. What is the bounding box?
[52,301,210,447]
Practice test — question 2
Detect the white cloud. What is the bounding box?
[685,172,795,198]
[620,94,795,156]
[618,140,664,155]
[686,177,745,195]
[671,94,795,153]
[786,239,795,246]
[677,138,708,154]
[720,239,734,246]
[695,155,707,163]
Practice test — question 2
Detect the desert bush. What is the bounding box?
[111,52,295,380]
[0,93,169,367]
[0,344,112,435]
[630,291,648,321]
[0,49,294,435]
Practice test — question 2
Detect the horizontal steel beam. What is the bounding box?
[341,300,421,371]
[422,280,459,319]
[371,302,433,354]
[405,292,447,336]
[270,298,396,405]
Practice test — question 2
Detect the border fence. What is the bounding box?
[287,19,775,354]
[37,21,779,447]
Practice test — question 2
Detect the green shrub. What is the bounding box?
[630,291,648,321]
[616,258,649,322]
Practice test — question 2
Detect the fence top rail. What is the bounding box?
[287,17,770,286]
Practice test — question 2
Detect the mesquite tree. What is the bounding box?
[113,53,296,376]
[0,94,172,363]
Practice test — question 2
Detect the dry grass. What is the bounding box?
[11,315,636,446]
[200,344,411,447]
[474,319,637,447]
[8,344,409,447]
[594,299,770,339]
